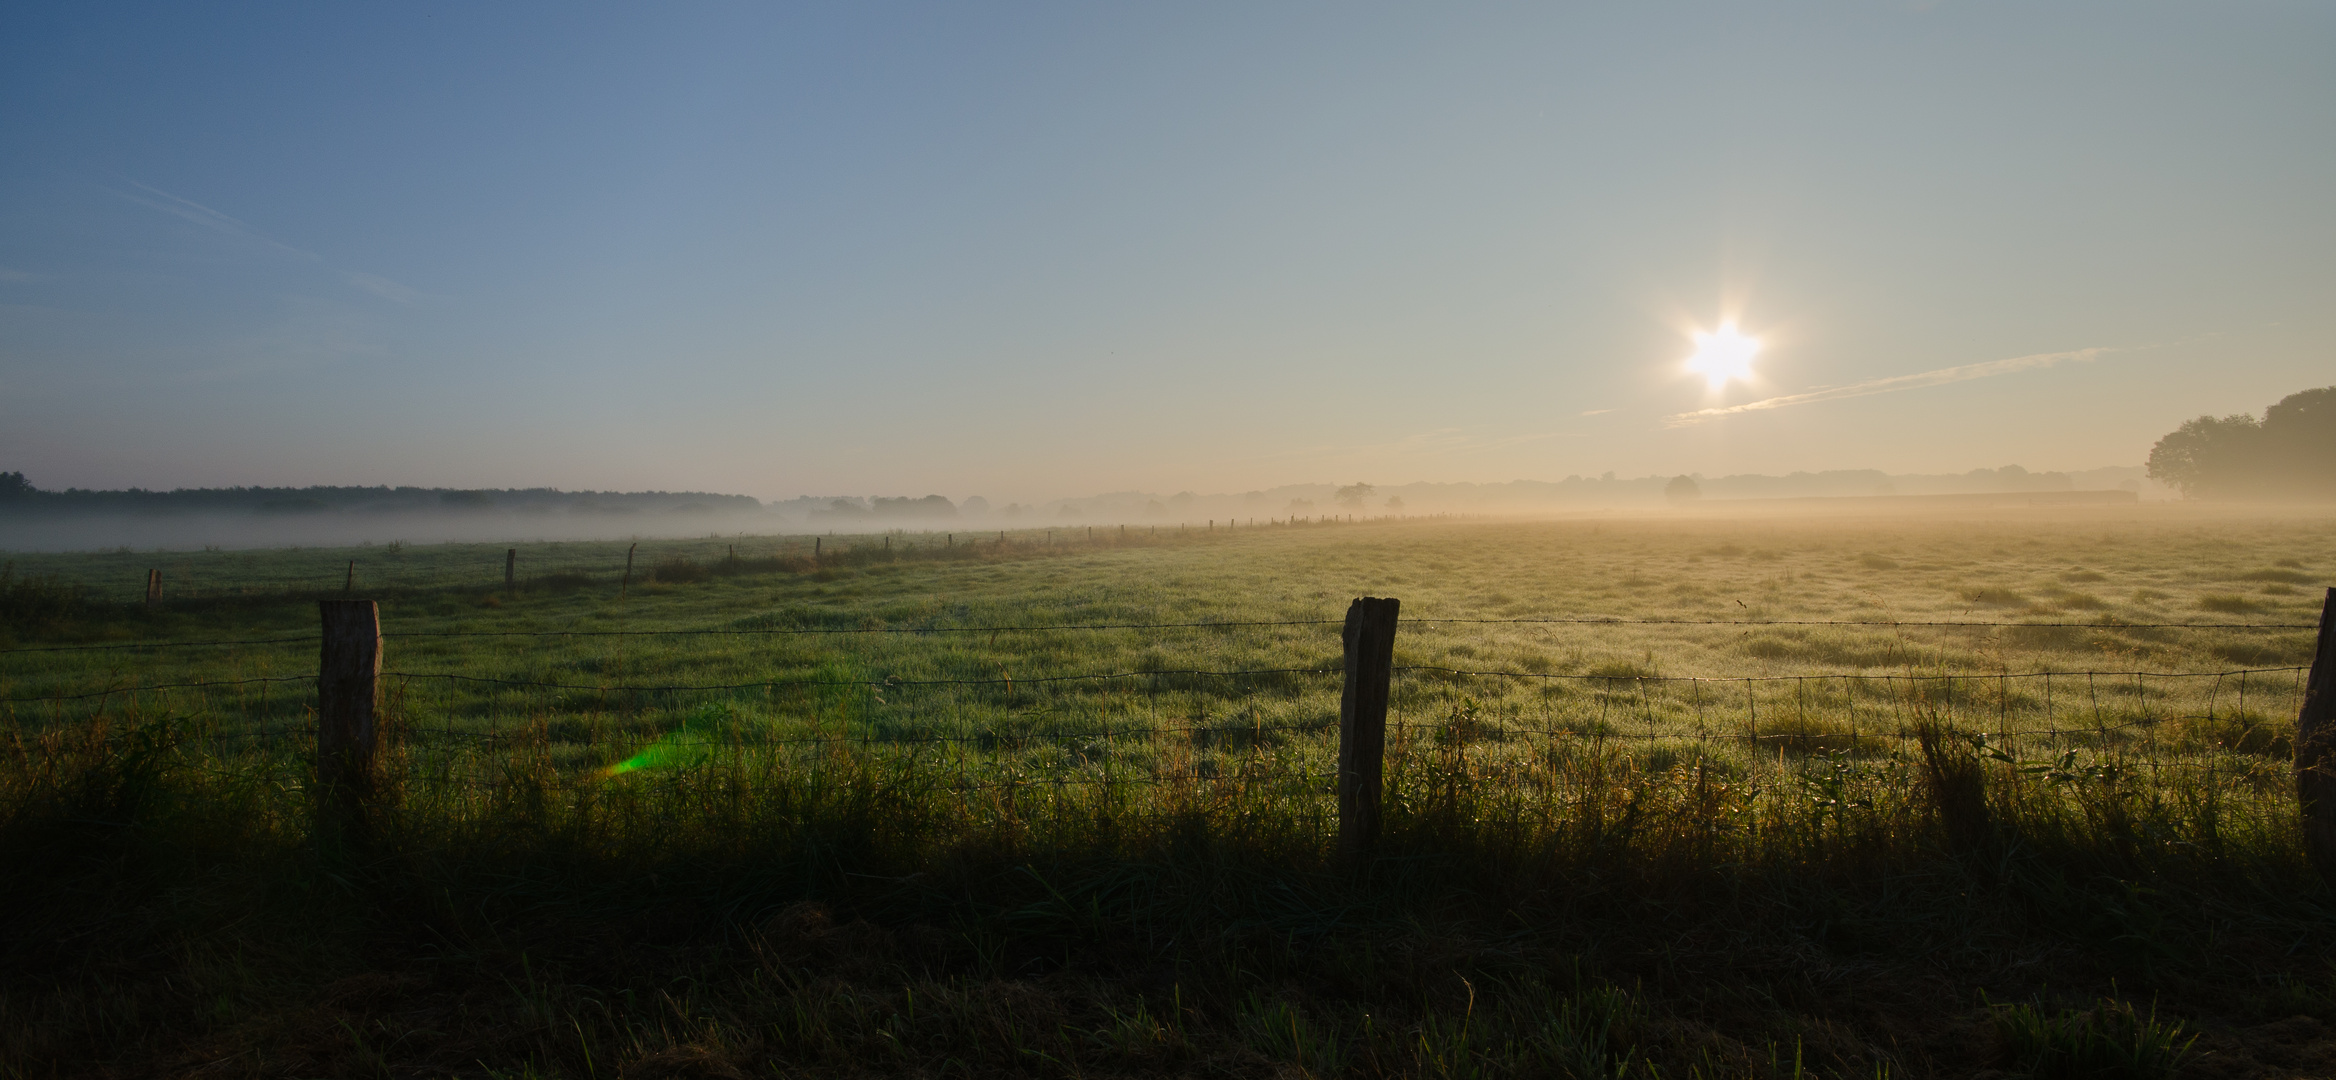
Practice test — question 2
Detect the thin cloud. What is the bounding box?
[119,180,268,240]
[1663,347,2108,428]
[1579,408,1615,416]
[343,272,422,304]
[114,180,423,304]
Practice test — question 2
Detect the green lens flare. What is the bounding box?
[602,706,727,777]
[602,737,706,776]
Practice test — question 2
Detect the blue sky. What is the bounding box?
[2,2,2329,500]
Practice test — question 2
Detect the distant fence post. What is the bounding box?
[1339,595,1400,866]
[2297,587,2336,873]
[317,599,382,837]
[343,560,354,596]
[621,542,638,596]
[505,548,516,597]
[144,569,160,609]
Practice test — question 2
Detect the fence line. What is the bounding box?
[378,666,1337,694]
[1395,665,2311,684]
[13,665,2304,706]
[3,617,2315,655]
[3,674,318,704]
[9,589,2332,869]
[0,635,324,655]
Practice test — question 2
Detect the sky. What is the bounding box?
[1,2,2330,502]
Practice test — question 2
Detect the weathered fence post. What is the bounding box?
[621,542,638,596]
[2297,587,2336,873]
[1339,596,1400,866]
[317,599,382,836]
[504,548,516,597]
[343,560,354,596]
[144,568,160,608]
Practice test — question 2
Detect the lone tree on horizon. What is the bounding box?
[2147,386,2336,500]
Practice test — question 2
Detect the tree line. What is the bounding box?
[2147,386,2336,500]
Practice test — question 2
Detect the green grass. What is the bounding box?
[4,511,2336,1076]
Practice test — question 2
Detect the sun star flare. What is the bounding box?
[1685,323,1761,391]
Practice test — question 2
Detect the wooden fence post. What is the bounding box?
[318,599,382,834]
[621,542,637,595]
[2297,587,2336,873]
[504,548,516,597]
[144,569,160,609]
[1339,595,1400,866]
[344,560,354,596]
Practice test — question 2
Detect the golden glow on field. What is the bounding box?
[1684,323,1761,391]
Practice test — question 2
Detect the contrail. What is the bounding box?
[1663,346,2108,427]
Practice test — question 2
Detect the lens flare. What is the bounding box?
[601,706,722,777]
[602,734,707,776]
[1685,323,1760,391]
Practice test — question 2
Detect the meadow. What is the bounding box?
[4,508,2334,1078]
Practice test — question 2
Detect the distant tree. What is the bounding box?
[0,471,31,500]
[1334,482,1375,509]
[871,495,957,518]
[1385,496,1405,512]
[2147,386,2336,499]
[1664,475,1702,504]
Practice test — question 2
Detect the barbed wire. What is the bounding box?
[5,615,2313,656]
[0,635,322,656]
[379,666,1338,693]
[147,718,2275,785]
[4,664,2307,707]
[1394,665,2312,684]
[1405,617,2317,630]
[380,618,1341,639]
[0,674,317,705]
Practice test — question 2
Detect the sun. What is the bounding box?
[1685,323,1760,391]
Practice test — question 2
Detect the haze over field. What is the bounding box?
[3,4,2331,509]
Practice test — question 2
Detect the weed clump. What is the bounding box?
[1987,996,2195,1079]
[1914,715,1993,855]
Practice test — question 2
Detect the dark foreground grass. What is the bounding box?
[6,709,2336,1079]
[7,513,2336,1077]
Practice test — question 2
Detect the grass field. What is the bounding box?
[5,509,2335,1078]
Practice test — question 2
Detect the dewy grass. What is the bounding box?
[4,510,2336,1076]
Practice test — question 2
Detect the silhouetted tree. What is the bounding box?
[2148,386,2336,499]
[1334,482,1375,509]
[1664,475,1702,504]
[0,472,31,500]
